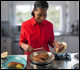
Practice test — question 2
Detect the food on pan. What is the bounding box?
[32,56,44,62]
[32,53,49,62]
[7,62,24,69]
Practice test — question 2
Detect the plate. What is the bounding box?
[1,55,27,69]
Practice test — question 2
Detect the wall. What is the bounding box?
[68,1,78,33]
[76,1,79,20]
[1,1,9,21]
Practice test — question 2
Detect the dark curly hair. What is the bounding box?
[31,1,49,16]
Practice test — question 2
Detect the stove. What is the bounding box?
[29,60,53,69]
[71,63,79,69]
[54,53,71,60]
[27,53,71,69]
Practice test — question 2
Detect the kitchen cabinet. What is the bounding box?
[68,36,79,53]
[1,37,11,55]
[12,40,24,55]
[1,1,9,21]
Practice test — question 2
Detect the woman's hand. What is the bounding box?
[54,41,64,52]
[20,43,34,52]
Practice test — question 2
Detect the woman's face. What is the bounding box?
[33,7,47,23]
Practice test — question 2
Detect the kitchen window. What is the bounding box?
[15,4,62,32]
[47,5,62,32]
[16,5,34,26]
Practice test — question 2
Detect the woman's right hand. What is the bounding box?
[20,43,34,52]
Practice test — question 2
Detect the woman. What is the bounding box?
[19,1,64,55]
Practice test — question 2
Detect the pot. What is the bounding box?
[29,51,55,65]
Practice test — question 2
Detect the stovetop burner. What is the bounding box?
[54,53,71,60]
[71,63,79,69]
[74,54,79,60]
[29,60,53,69]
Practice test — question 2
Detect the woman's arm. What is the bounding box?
[19,23,33,52]
[20,43,33,52]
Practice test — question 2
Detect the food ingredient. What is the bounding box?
[7,62,24,69]
[32,53,49,62]
[1,52,8,58]
[56,42,67,53]
[16,64,23,69]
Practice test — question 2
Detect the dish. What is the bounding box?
[1,55,27,69]
[7,61,24,69]
[32,52,49,62]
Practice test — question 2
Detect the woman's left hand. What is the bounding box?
[54,41,64,52]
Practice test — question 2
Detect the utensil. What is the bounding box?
[29,51,55,65]
[33,47,43,51]
[1,55,27,69]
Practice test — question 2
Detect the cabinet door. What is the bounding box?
[68,36,79,53]
[1,1,9,21]
[1,38,11,54]
[12,41,24,55]
[1,43,11,55]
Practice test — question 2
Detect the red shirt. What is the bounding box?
[19,17,55,55]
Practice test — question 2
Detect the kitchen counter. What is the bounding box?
[1,53,79,69]
[9,32,79,42]
[54,32,79,37]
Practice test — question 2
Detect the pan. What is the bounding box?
[29,51,55,65]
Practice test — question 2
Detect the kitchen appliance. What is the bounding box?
[54,53,71,60]
[29,51,55,65]
[28,60,61,69]
[73,54,79,60]
[71,63,79,69]
[28,51,56,69]
[29,60,53,69]
[28,51,71,69]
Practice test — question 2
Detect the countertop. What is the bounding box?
[1,32,79,41]
[1,53,79,69]
[54,32,79,37]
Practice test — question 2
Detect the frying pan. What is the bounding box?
[29,51,55,65]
